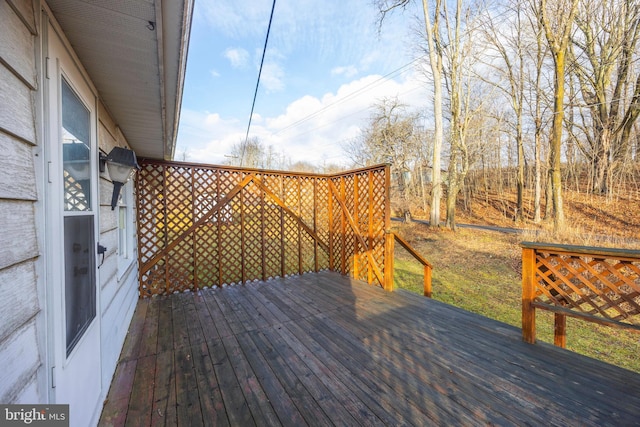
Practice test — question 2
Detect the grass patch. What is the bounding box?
[392,222,640,373]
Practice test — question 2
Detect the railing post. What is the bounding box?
[423,265,432,298]
[554,313,567,348]
[383,231,394,291]
[522,247,537,343]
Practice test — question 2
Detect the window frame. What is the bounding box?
[116,179,135,278]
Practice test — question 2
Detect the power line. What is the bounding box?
[271,55,426,137]
[272,80,426,143]
[241,0,277,166]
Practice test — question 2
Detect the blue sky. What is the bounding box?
[176,0,429,167]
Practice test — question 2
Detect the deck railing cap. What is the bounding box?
[520,241,640,259]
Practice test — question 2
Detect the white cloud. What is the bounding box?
[260,62,285,92]
[224,47,249,68]
[176,72,428,167]
[210,69,220,78]
[331,65,359,78]
[197,0,272,39]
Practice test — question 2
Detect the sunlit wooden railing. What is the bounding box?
[384,231,433,296]
[521,242,640,347]
[136,160,391,296]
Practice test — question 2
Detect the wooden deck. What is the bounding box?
[99,271,640,426]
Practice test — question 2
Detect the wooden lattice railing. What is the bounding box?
[522,242,640,347]
[136,160,391,296]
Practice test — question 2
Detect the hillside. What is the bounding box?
[409,187,640,246]
[391,185,640,372]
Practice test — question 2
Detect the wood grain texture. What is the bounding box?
[6,0,36,35]
[137,161,389,296]
[0,200,37,270]
[522,243,640,346]
[0,321,41,403]
[0,0,36,88]
[101,272,640,426]
[0,64,35,144]
[0,261,39,344]
[0,133,37,200]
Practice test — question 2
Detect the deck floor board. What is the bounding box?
[100,271,640,426]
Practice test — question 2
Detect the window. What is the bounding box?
[117,180,135,276]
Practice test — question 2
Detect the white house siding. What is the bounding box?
[97,102,139,391]
[0,0,45,404]
[1,0,141,408]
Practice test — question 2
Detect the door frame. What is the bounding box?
[42,8,103,426]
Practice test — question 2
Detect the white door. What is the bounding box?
[45,21,102,427]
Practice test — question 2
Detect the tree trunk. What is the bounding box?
[592,134,611,194]
[540,0,577,232]
[534,118,542,223]
[423,0,443,228]
[549,50,566,231]
[516,119,525,222]
[445,182,458,231]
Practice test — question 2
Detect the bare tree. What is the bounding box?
[375,0,444,227]
[568,0,640,194]
[483,0,529,222]
[345,97,422,218]
[289,161,318,173]
[440,0,488,230]
[522,0,551,223]
[227,137,266,168]
[536,0,579,232]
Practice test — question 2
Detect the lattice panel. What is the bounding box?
[330,177,344,273]
[140,261,166,297]
[167,234,194,292]
[263,174,283,279]
[534,251,640,324]
[369,169,387,286]
[300,177,316,272]
[283,176,299,275]
[315,179,330,269]
[64,171,90,211]
[193,167,219,287]
[243,181,263,280]
[137,163,165,266]
[343,175,356,277]
[137,160,390,296]
[195,225,219,288]
[165,166,193,234]
[355,173,370,282]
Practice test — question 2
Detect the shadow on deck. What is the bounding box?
[99,271,640,426]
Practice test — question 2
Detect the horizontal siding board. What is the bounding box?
[99,248,118,290]
[0,261,39,343]
[101,272,137,389]
[100,205,118,233]
[6,0,37,35]
[0,133,36,200]
[0,321,41,403]
[0,200,38,270]
[0,64,35,144]
[98,105,118,146]
[99,228,118,260]
[15,374,39,404]
[99,176,115,206]
[0,0,36,88]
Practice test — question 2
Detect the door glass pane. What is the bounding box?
[64,216,96,356]
[62,78,92,211]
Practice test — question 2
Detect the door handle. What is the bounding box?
[97,243,107,268]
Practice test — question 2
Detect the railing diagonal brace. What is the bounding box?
[327,179,384,286]
[253,178,330,254]
[140,174,255,276]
